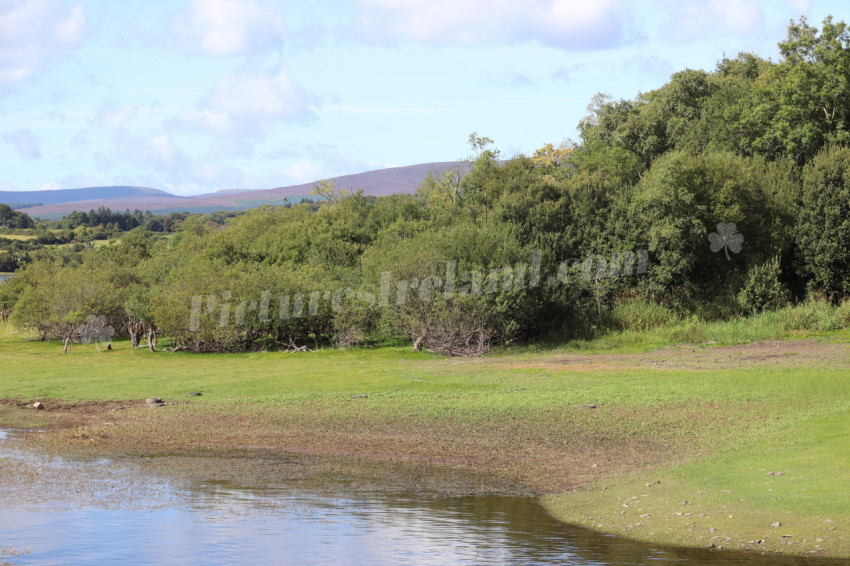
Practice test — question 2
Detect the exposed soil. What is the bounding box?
[476,339,850,372]
[1,339,846,499]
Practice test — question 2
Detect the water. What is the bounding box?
[0,431,846,566]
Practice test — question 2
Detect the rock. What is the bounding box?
[581,403,597,409]
[187,392,202,397]
[32,401,44,410]
[145,397,162,405]
[771,521,782,528]
[640,513,651,518]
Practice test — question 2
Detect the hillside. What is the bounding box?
[10,162,459,219]
[0,186,178,209]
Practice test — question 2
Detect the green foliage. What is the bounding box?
[737,255,790,313]
[0,204,35,229]
[9,15,850,354]
[796,145,850,296]
[609,297,682,332]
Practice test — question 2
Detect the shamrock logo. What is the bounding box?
[708,223,744,260]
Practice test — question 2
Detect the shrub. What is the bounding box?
[737,255,789,314]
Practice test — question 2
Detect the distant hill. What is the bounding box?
[0,186,179,208]
[14,162,461,219]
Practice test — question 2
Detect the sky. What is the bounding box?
[0,0,844,196]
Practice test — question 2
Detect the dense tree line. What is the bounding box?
[0,204,35,230]
[52,208,192,232]
[3,17,850,354]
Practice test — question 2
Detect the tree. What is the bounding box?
[742,16,850,163]
[796,145,850,296]
[11,264,118,352]
[460,133,501,227]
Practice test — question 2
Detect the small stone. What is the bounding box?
[767,471,785,477]
[581,403,597,409]
[640,513,651,518]
[187,392,202,397]
[145,397,162,405]
[771,521,782,528]
[32,401,44,410]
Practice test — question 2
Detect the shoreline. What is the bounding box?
[1,335,849,560]
[1,391,848,561]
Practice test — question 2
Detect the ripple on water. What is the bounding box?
[1,431,849,566]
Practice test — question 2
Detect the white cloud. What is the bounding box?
[174,66,316,138]
[173,0,284,56]
[2,128,41,159]
[0,1,85,89]
[277,161,321,183]
[658,0,765,40]
[116,132,184,169]
[355,0,631,49]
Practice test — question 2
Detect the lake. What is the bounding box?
[0,430,847,566]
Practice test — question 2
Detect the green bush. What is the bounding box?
[737,255,789,314]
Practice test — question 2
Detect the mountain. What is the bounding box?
[9,162,459,219]
[0,186,179,208]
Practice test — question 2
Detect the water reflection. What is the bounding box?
[0,431,847,566]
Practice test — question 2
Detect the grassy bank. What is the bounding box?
[1,319,849,558]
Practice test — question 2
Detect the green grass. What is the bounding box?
[1,318,849,557]
[0,234,36,241]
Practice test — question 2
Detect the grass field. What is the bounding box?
[0,320,848,558]
[0,234,36,241]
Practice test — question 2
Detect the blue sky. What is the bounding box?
[0,0,843,195]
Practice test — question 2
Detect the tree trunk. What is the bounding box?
[63,336,70,354]
[147,328,157,352]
